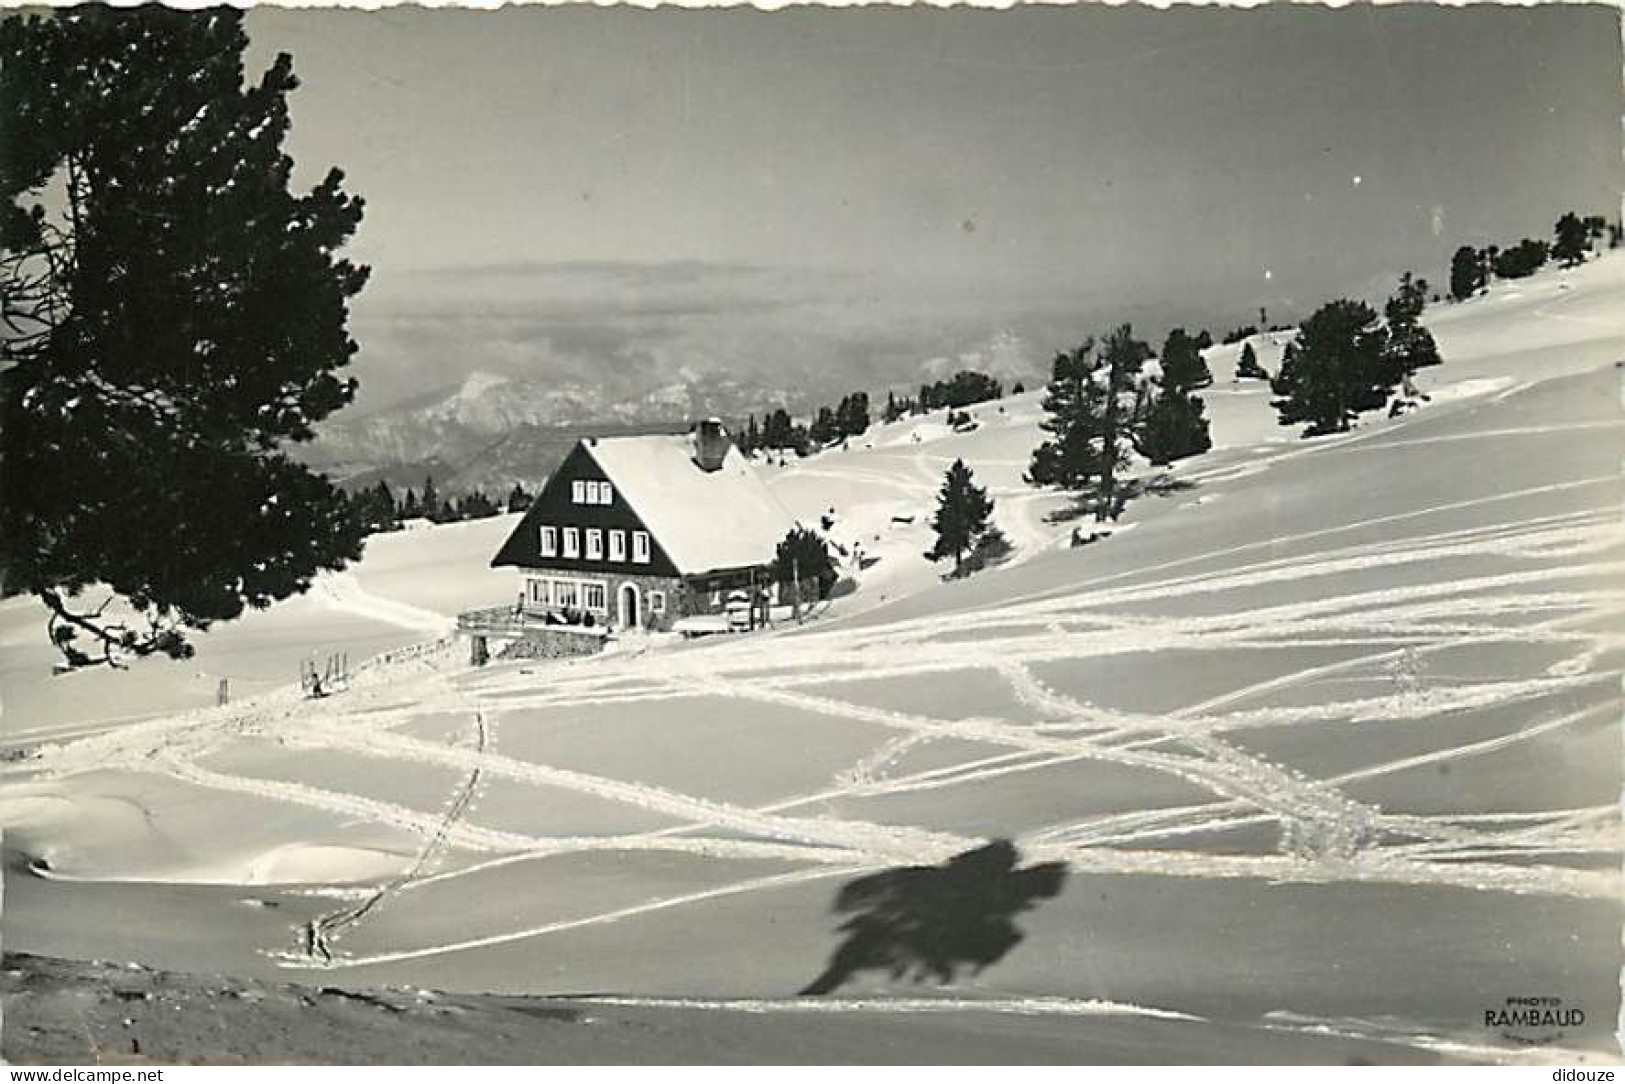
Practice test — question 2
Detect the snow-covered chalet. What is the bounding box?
[460,419,799,661]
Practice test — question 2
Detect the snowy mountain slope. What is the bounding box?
[762,252,1625,624]
[3,251,1623,1063]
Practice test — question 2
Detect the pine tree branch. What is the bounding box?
[38,588,180,672]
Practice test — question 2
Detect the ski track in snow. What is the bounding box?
[27,486,1622,914]
[313,571,456,635]
[11,340,1625,1055]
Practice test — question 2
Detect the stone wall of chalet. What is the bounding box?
[493,627,607,661]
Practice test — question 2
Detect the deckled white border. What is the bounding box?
[0,0,1619,1071]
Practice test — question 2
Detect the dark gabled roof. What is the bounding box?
[491,433,799,577]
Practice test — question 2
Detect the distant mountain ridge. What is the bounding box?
[303,370,804,495]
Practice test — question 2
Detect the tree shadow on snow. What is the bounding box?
[799,839,1067,996]
[1140,472,1197,498]
[1040,474,1196,526]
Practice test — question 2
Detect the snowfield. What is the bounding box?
[3,253,1624,1064]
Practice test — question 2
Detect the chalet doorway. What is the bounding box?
[618,582,641,631]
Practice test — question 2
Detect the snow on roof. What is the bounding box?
[584,433,800,576]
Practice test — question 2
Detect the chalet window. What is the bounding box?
[563,527,580,559]
[649,590,666,614]
[572,480,612,505]
[539,526,557,557]
[555,580,579,609]
[632,531,650,564]
[585,528,603,561]
[528,578,549,606]
[608,529,626,562]
[582,582,607,613]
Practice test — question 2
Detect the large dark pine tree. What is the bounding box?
[1135,327,1213,465]
[1155,328,1211,391]
[1235,341,1269,380]
[1026,338,1102,491]
[1135,391,1211,466]
[0,8,369,669]
[771,526,837,601]
[1492,238,1549,280]
[762,408,795,450]
[835,391,870,439]
[1553,212,1589,268]
[1381,272,1442,384]
[1092,326,1150,519]
[1026,328,1147,521]
[809,405,838,446]
[1449,245,1484,302]
[1270,300,1389,436]
[927,458,994,574]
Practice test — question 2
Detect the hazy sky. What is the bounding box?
[244,5,1625,410]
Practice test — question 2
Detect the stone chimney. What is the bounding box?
[693,417,731,472]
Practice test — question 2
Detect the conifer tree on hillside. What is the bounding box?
[1135,327,1212,465]
[0,7,369,668]
[372,481,399,531]
[1381,273,1442,382]
[1493,239,1548,280]
[1553,212,1589,268]
[809,405,838,446]
[1235,341,1269,380]
[1026,338,1101,492]
[937,371,1003,408]
[928,458,995,575]
[1156,328,1212,391]
[420,475,441,521]
[400,487,420,520]
[506,483,532,513]
[1135,393,1211,467]
[460,488,498,520]
[1089,326,1150,520]
[1449,245,1484,301]
[883,391,903,424]
[1584,215,1608,244]
[1270,299,1389,436]
[770,526,837,604]
[1026,326,1149,522]
[762,408,795,450]
[836,391,870,438]
[353,481,398,534]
